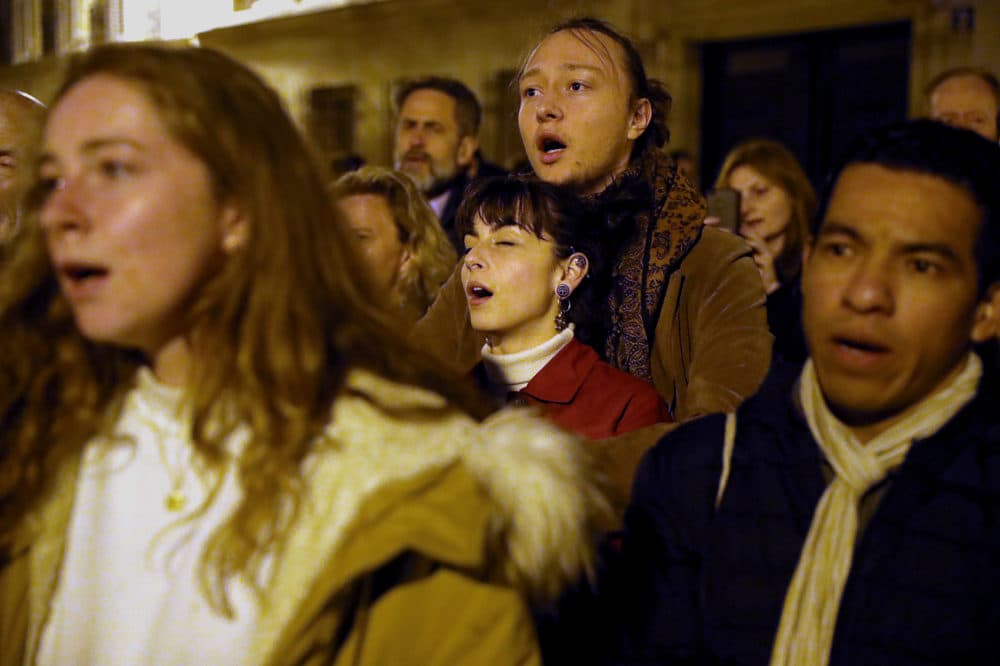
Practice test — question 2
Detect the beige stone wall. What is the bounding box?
[196,0,1000,169]
[0,56,64,108]
[197,0,633,168]
[0,0,996,169]
[647,0,999,161]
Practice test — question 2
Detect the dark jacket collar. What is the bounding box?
[738,354,1000,464]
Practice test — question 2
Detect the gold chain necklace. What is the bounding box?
[156,433,190,512]
[133,369,197,513]
[136,409,192,513]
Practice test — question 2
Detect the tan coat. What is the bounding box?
[0,369,608,665]
[647,225,772,420]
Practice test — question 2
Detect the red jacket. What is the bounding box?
[511,339,670,439]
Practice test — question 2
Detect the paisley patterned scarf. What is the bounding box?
[587,149,706,381]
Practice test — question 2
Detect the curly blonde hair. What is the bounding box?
[330,166,457,319]
[0,44,490,614]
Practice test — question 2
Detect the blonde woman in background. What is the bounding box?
[331,166,457,321]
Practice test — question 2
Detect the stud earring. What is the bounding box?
[555,282,572,300]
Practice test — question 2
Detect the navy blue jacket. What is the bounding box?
[613,360,1000,665]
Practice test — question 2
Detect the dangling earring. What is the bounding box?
[555,282,572,331]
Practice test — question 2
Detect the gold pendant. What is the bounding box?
[165,489,187,512]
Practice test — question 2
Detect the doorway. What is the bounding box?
[700,21,911,192]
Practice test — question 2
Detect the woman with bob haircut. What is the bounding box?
[714,138,817,363]
[458,175,668,440]
[330,166,457,322]
[0,44,607,665]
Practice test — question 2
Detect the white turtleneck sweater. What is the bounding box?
[481,326,575,395]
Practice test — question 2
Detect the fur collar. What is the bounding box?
[331,368,608,599]
[22,367,608,663]
[255,368,608,654]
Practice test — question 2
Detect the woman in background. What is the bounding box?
[714,138,816,363]
[0,44,606,665]
[458,176,668,440]
[330,166,456,322]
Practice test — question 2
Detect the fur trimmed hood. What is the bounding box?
[253,369,610,657]
[8,366,610,664]
[339,368,611,601]
[462,407,611,602]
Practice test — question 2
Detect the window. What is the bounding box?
[307,84,358,168]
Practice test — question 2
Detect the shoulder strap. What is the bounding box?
[715,412,737,510]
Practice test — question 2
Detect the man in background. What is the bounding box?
[0,89,44,247]
[393,77,502,251]
[927,67,999,142]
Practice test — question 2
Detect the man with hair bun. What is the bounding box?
[414,17,771,492]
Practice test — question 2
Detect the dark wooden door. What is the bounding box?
[700,21,911,192]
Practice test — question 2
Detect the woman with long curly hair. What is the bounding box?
[0,44,606,665]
